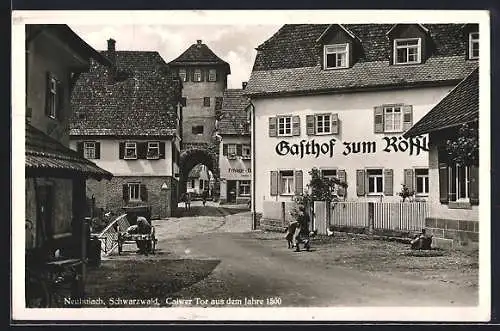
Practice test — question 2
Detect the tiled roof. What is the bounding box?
[404,68,479,137]
[70,50,181,137]
[26,124,112,180]
[248,24,477,96]
[218,89,251,135]
[246,56,478,97]
[168,40,230,72]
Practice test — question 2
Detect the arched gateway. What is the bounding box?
[179,143,220,198]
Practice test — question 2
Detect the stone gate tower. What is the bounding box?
[168,40,231,197]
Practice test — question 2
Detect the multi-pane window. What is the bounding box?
[192,126,204,135]
[322,169,337,180]
[194,69,202,82]
[367,169,383,194]
[128,183,141,201]
[239,180,251,196]
[228,144,237,156]
[277,116,292,136]
[280,170,294,195]
[394,38,421,64]
[242,145,251,158]
[415,168,429,195]
[147,141,160,159]
[84,142,96,159]
[384,106,403,132]
[324,44,349,69]
[47,76,57,118]
[316,114,331,134]
[448,164,470,201]
[178,68,187,82]
[469,32,479,59]
[208,69,217,82]
[203,97,211,107]
[124,142,137,159]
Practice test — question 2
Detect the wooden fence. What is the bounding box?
[314,201,428,235]
[95,214,129,256]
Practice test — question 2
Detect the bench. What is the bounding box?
[114,216,158,255]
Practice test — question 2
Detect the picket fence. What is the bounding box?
[313,201,428,235]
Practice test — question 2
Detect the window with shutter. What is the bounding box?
[122,184,129,202]
[367,169,384,194]
[147,141,160,159]
[356,169,365,196]
[137,142,148,159]
[236,144,243,156]
[306,115,315,135]
[402,105,413,131]
[280,170,295,195]
[83,141,97,159]
[140,184,148,201]
[331,113,339,134]
[337,169,346,196]
[124,142,137,159]
[127,183,141,201]
[277,116,293,136]
[159,142,166,159]
[383,169,394,196]
[469,165,479,205]
[292,116,300,136]
[414,168,429,196]
[268,117,277,137]
[76,142,84,157]
[45,72,57,119]
[373,106,384,133]
[95,142,101,159]
[404,169,414,192]
[56,81,64,120]
[223,144,228,156]
[270,171,278,196]
[438,162,449,204]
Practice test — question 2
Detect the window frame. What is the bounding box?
[128,183,141,202]
[208,69,217,82]
[315,114,332,135]
[383,105,403,133]
[393,38,422,65]
[203,97,211,107]
[124,142,138,160]
[192,125,204,135]
[146,141,160,160]
[277,115,293,137]
[279,170,295,196]
[448,164,470,202]
[178,68,187,82]
[414,168,429,196]
[83,141,97,159]
[48,76,58,119]
[366,168,384,195]
[323,43,349,70]
[242,145,251,159]
[469,32,479,60]
[227,144,237,158]
[194,69,202,82]
[239,180,251,196]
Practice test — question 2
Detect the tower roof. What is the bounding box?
[168,39,230,73]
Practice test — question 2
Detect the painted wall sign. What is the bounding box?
[275,136,428,158]
[228,168,251,173]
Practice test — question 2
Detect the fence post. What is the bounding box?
[368,202,374,234]
[281,201,286,226]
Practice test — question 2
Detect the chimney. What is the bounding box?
[107,38,117,84]
[242,81,248,89]
[196,39,202,47]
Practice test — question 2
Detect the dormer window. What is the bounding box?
[324,44,349,69]
[469,32,479,59]
[393,38,421,65]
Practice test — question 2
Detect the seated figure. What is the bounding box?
[410,229,432,250]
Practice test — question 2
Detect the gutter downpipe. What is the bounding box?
[248,101,257,230]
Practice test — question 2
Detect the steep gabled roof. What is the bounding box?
[218,89,251,135]
[247,24,477,97]
[70,50,181,137]
[26,124,112,180]
[168,40,230,73]
[404,68,479,137]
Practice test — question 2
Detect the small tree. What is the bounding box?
[445,122,479,167]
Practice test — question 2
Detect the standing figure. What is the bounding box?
[202,190,208,207]
[186,192,192,210]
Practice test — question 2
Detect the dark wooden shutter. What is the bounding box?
[404,169,414,192]
[119,142,125,159]
[159,142,166,159]
[137,142,147,159]
[223,144,228,156]
[76,142,84,157]
[45,72,51,116]
[181,97,187,107]
[356,170,365,196]
[191,68,195,81]
[122,184,129,202]
[384,169,394,196]
[306,115,315,135]
[269,117,277,137]
[402,105,413,131]
[200,69,205,82]
[56,80,64,120]
[140,184,148,202]
[294,170,303,195]
[270,171,278,196]
[374,106,384,133]
[469,165,479,205]
[292,116,300,136]
[438,162,449,204]
[337,169,346,196]
[236,144,242,156]
[331,113,339,134]
[95,142,101,159]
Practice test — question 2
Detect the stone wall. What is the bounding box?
[425,217,479,249]
[87,176,177,219]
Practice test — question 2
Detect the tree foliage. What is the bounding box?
[445,122,479,167]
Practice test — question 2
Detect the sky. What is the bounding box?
[70,24,281,89]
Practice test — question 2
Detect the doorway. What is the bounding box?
[227,180,236,203]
